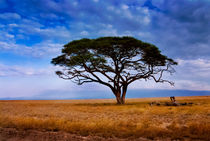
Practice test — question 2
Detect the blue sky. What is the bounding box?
[0,0,210,99]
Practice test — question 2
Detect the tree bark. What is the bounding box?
[114,85,127,104]
[121,85,127,104]
[121,93,125,104]
[115,91,122,104]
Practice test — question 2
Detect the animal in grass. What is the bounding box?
[170,96,176,102]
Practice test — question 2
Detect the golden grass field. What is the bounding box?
[0,96,209,140]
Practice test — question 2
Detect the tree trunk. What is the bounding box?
[121,94,125,104]
[116,91,122,104]
[112,85,127,104]
[115,88,127,104]
[115,94,126,104]
[116,96,122,104]
[120,85,127,104]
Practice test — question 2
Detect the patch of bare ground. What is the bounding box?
[0,128,151,141]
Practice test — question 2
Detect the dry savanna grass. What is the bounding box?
[0,96,209,140]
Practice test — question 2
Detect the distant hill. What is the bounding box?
[1,89,210,100]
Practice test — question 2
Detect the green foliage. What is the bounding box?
[52,37,176,68]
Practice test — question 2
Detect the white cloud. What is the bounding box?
[33,26,71,40]
[1,17,72,43]
[98,28,118,36]
[0,41,8,49]
[177,58,210,68]
[107,6,114,11]
[176,58,210,78]
[73,2,78,6]
[174,80,210,91]
[0,12,21,20]
[8,23,18,27]
[126,58,210,91]
[80,30,89,36]
[0,63,54,77]
[0,74,76,98]
[0,64,84,98]
[138,32,151,38]
[0,41,62,58]
[173,58,210,90]
[143,16,150,24]
[5,33,14,38]
[40,13,59,19]
[121,4,129,10]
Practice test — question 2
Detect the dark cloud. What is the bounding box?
[0,0,209,59]
[147,0,210,58]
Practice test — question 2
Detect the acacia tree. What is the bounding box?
[52,37,177,104]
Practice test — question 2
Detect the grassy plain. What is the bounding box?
[0,96,209,140]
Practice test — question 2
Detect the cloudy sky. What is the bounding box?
[0,0,210,99]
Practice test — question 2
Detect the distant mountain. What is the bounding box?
[0,89,210,100]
